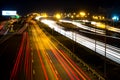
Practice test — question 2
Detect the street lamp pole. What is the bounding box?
[104,20,107,79]
[72,31,74,53]
[95,24,96,52]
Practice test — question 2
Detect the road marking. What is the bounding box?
[50,60,52,63]
[32,59,34,63]
[31,48,33,50]
[55,70,58,74]
[31,52,33,56]
[33,69,35,75]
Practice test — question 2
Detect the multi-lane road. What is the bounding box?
[9,20,91,80]
[41,19,120,64]
[1,17,120,80]
[0,16,120,80]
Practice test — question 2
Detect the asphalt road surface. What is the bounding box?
[9,20,91,80]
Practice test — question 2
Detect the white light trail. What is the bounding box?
[60,20,105,35]
[41,19,120,64]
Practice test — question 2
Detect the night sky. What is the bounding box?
[0,0,120,15]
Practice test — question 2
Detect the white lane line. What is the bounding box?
[33,69,35,75]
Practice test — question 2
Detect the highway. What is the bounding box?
[90,21,120,34]
[59,20,105,35]
[41,19,120,64]
[0,21,8,35]
[10,20,91,80]
[0,20,16,35]
[60,20,120,39]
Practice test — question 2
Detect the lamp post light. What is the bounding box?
[54,13,62,20]
[80,11,86,17]
[79,11,86,20]
[56,14,61,19]
[112,15,119,28]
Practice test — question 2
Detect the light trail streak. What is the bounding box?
[24,32,32,80]
[41,19,120,64]
[91,21,120,34]
[34,22,90,80]
[50,48,77,80]
[47,35,90,80]
[32,29,49,80]
[31,21,91,79]
[31,22,59,80]
[60,50,91,80]
[60,20,105,35]
[36,45,49,80]
[10,32,27,80]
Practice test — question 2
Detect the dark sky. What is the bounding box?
[0,0,120,15]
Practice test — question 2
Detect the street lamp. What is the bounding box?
[41,13,48,18]
[79,11,86,20]
[112,15,119,27]
[112,16,119,21]
[55,13,61,19]
[79,11,86,17]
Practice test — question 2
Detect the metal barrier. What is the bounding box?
[38,21,105,80]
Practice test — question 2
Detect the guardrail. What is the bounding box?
[51,33,105,80]
[38,21,105,80]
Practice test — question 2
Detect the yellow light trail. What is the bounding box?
[29,20,91,80]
